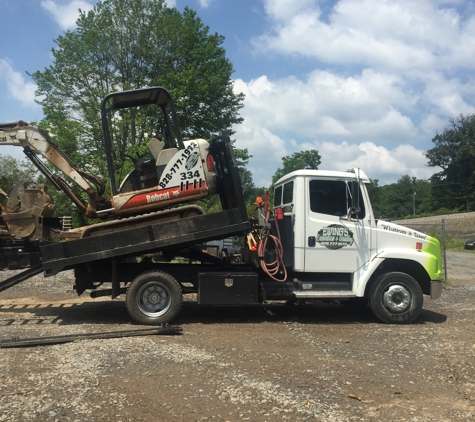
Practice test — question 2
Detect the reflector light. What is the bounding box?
[206,154,215,172]
[416,242,422,250]
[275,207,284,221]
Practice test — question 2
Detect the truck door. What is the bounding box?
[304,178,373,273]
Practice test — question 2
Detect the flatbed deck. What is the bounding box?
[1,134,250,299]
[40,207,250,276]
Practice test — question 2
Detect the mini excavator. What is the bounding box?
[0,87,220,240]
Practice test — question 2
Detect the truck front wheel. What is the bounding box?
[126,271,182,325]
[369,272,423,324]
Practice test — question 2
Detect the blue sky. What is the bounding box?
[1,0,475,187]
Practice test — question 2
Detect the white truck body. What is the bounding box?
[273,168,442,323]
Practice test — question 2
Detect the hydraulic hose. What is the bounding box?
[258,217,287,282]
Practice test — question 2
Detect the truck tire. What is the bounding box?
[126,271,182,325]
[368,272,423,324]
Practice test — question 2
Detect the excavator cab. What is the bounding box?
[101,87,184,196]
[100,87,218,217]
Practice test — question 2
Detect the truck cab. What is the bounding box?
[273,168,442,323]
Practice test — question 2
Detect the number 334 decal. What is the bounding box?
[180,170,200,180]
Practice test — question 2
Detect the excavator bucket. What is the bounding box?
[2,207,43,238]
[2,182,59,239]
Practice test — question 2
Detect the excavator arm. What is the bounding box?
[0,120,110,217]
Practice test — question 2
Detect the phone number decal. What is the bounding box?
[159,142,201,189]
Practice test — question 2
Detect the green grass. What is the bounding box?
[447,244,475,252]
[422,228,474,252]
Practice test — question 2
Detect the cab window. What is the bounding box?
[274,181,294,207]
[282,181,294,204]
[274,185,283,207]
[309,180,365,219]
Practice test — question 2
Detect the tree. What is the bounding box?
[234,147,266,216]
[426,114,475,212]
[31,0,244,200]
[366,178,381,215]
[271,150,321,185]
[374,176,431,219]
[198,143,265,216]
[0,155,37,207]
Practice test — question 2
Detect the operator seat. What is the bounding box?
[147,137,165,160]
[147,137,178,181]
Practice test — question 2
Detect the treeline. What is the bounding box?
[368,176,446,220]
[370,114,475,219]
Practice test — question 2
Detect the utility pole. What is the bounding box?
[413,189,416,216]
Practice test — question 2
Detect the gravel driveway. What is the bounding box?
[0,252,474,421]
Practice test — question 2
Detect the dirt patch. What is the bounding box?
[445,251,475,284]
[0,254,474,421]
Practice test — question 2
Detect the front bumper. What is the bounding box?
[430,280,443,299]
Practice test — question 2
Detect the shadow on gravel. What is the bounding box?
[0,300,131,326]
[175,301,448,326]
[0,299,448,327]
[416,308,448,324]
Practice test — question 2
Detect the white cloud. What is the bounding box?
[263,0,317,21]
[235,69,417,144]
[196,0,213,7]
[41,0,94,30]
[314,141,437,185]
[0,59,39,110]
[232,0,475,186]
[420,114,447,137]
[421,72,475,118]
[233,113,435,187]
[256,0,475,74]
[233,69,438,187]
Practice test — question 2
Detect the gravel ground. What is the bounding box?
[0,252,474,421]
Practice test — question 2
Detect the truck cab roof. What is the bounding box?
[275,168,370,185]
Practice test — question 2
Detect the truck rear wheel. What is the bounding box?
[369,272,423,324]
[126,271,182,325]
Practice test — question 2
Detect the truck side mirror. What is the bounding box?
[344,180,361,221]
[351,180,360,216]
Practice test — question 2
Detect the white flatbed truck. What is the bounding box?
[0,88,442,326]
[1,153,442,325]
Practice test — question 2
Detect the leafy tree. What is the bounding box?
[234,146,255,199]
[0,155,37,207]
[30,0,244,211]
[198,143,265,216]
[413,179,432,215]
[271,150,321,185]
[426,114,475,211]
[375,176,430,219]
[366,178,381,215]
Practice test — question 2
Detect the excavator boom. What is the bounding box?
[0,121,109,217]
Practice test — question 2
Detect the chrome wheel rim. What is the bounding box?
[383,284,412,313]
[136,282,171,317]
